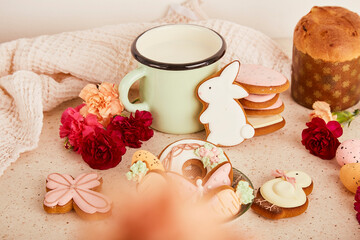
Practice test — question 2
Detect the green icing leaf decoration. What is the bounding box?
[194,143,227,170]
[236,181,254,205]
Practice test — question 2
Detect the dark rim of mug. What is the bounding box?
[131,24,226,71]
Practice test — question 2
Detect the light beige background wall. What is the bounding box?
[0,0,359,43]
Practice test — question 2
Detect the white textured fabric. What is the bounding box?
[0,0,290,176]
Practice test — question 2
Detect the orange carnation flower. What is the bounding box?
[79,83,124,126]
[309,101,337,123]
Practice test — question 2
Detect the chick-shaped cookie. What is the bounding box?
[251,170,313,219]
[126,150,165,182]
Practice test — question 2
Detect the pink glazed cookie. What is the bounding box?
[239,93,280,109]
[244,98,285,116]
[43,173,112,220]
[236,64,290,94]
[336,139,360,166]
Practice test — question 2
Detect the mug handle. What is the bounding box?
[119,66,150,112]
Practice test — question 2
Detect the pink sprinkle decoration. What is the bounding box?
[198,146,221,164]
[272,169,296,188]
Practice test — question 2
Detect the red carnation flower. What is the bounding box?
[301,117,343,160]
[108,110,154,148]
[355,186,360,224]
[80,128,126,170]
[59,104,102,153]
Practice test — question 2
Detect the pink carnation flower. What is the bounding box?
[59,104,102,153]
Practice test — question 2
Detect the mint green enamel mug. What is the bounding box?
[119,24,226,134]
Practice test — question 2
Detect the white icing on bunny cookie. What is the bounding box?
[197,61,255,146]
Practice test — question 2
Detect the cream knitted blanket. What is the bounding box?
[0,0,290,176]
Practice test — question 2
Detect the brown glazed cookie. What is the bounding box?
[240,82,289,95]
[235,64,289,95]
[131,150,165,171]
[253,118,286,137]
[251,191,285,219]
[251,190,310,220]
[251,171,313,220]
[244,99,284,116]
[247,115,286,136]
[239,93,279,109]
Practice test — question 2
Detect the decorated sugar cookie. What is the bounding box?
[166,162,233,198]
[43,173,112,220]
[207,185,241,219]
[131,150,165,171]
[136,157,233,203]
[196,61,255,147]
[235,180,255,205]
[206,179,254,220]
[158,139,231,181]
[244,98,285,116]
[235,64,290,94]
[240,93,279,109]
[126,150,165,182]
[247,115,286,136]
[136,170,168,196]
[251,170,313,219]
[131,139,255,220]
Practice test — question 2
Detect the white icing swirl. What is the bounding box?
[260,178,307,208]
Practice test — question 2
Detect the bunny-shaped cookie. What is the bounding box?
[197,61,254,146]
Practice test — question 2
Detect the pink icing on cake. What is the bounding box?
[236,64,287,86]
[336,139,360,166]
[244,93,276,102]
[244,98,283,110]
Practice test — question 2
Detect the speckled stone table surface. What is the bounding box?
[1,39,360,240]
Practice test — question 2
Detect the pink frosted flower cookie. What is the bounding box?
[43,172,112,220]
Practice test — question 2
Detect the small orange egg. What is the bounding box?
[339,163,360,194]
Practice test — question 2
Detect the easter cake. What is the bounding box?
[292,6,360,110]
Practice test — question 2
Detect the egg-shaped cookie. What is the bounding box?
[339,163,360,193]
[336,139,360,166]
[132,150,165,171]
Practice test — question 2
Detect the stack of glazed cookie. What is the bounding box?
[236,64,289,136]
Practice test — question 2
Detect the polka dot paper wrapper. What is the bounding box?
[291,46,360,111]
